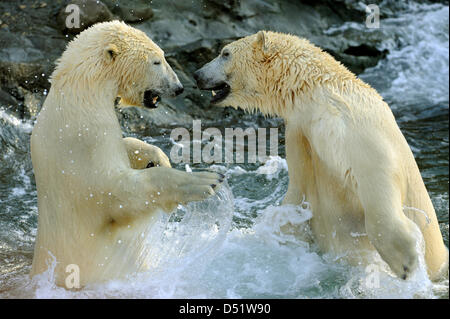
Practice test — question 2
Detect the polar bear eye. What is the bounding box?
[222,51,230,58]
[153,61,161,65]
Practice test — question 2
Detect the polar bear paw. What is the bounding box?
[146,167,224,206]
[369,217,421,280]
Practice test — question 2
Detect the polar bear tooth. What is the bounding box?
[152,96,158,104]
[212,90,216,96]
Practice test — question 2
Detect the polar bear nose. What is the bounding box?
[174,85,184,96]
[193,70,206,88]
[193,70,200,82]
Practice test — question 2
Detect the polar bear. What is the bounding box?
[194,31,448,281]
[30,21,223,287]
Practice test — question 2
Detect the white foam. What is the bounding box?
[3,196,445,299]
[0,109,34,133]
[363,5,449,110]
[255,156,288,179]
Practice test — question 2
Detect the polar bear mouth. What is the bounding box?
[143,90,161,109]
[210,83,231,104]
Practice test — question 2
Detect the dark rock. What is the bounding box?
[0,61,52,92]
[0,0,392,128]
[344,44,385,57]
[103,0,154,23]
[0,88,18,109]
[116,104,194,136]
[22,90,45,118]
[56,0,114,34]
[325,45,388,75]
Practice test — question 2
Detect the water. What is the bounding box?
[0,2,448,298]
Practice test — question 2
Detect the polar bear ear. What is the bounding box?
[104,44,119,61]
[254,31,268,53]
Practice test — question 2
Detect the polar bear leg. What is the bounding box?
[358,175,421,280]
[107,166,224,220]
[282,128,311,206]
[123,137,171,169]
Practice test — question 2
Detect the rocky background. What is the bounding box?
[0,0,447,133]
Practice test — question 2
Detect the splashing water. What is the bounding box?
[2,168,445,299]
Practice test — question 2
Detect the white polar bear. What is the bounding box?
[30,21,223,287]
[194,31,448,281]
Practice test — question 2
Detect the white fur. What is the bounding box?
[30,22,221,287]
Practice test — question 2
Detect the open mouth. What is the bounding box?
[143,90,161,109]
[209,83,231,104]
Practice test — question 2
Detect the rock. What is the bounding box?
[0,88,18,109]
[23,90,45,118]
[0,86,46,120]
[0,0,70,94]
[116,104,193,136]
[0,61,52,92]
[323,45,388,75]
[56,0,114,35]
[205,0,281,19]
[237,0,281,18]
[103,0,154,23]
[0,0,393,128]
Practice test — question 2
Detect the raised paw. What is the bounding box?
[178,171,225,202]
[146,167,225,206]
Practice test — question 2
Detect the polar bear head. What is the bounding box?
[194,31,282,114]
[51,21,183,108]
[194,31,342,116]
